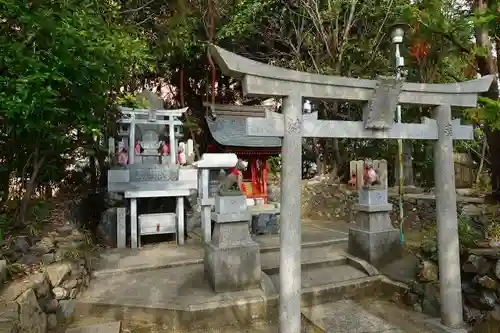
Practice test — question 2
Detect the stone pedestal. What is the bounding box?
[348,188,401,268]
[204,194,261,292]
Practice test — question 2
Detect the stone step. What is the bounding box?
[66,321,121,333]
[91,229,348,279]
[261,245,348,275]
[75,259,385,331]
[268,263,368,293]
[301,299,444,333]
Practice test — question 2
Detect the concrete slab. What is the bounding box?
[302,300,402,333]
[260,245,347,273]
[302,298,443,333]
[66,321,121,333]
[92,243,204,277]
[93,223,348,277]
[80,264,267,311]
[425,319,469,333]
[269,264,367,292]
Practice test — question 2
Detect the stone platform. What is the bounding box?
[72,222,396,331]
[302,298,443,333]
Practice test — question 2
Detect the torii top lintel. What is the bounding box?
[209,45,494,108]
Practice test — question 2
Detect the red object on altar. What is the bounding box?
[206,117,280,203]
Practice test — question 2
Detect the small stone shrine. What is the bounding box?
[204,180,261,292]
[348,159,400,267]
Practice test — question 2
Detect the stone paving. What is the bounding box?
[92,221,348,276]
[302,299,442,333]
[67,220,444,333]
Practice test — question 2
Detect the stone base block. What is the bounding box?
[251,214,279,235]
[204,242,261,293]
[348,227,402,268]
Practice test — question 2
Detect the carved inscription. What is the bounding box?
[286,116,302,135]
[364,76,404,130]
[129,166,177,182]
[209,170,221,198]
[443,123,453,137]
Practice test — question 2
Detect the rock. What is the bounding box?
[18,254,41,266]
[53,250,64,262]
[463,255,491,275]
[41,253,55,265]
[28,273,50,298]
[402,292,420,306]
[47,313,58,330]
[45,263,71,287]
[52,287,68,300]
[68,262,83,279]
[462,204,482,216]
[71,229,84,241]
[469,248,500,259]
[462,281,477,294]
[421,239,438,257]
[473,305,500,333]
[478,275,497,289]
[69,288,78,299]
[422,283,441,317]
[0,301,19,332]
[39,298,59,313]
[0,259,7,284]
[495,260,500,279]
[1,272,49,301]
[463,305,483,324]
[57,299,75,319]
[62,279,78,290]
[12,237,31,254]
[419,260,438,282]
[97,208,118,247]
[31,237,55,255]
[457,188,477,197]
[480,290,497,309]
[16,288,47,333]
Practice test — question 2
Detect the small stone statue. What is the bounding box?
[363,160,380,187]
[349,159,387,190]
[218,159,248,195]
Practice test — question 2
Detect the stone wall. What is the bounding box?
[0,227,92,332]
[292,177,485,229]
[402,247,500,332]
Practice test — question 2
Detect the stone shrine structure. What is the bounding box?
[205,189,261,292]
[107,92,196,248]
[193,153,239,243]
[208,44,495,332]
[348,160,399,267]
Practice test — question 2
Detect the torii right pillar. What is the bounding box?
[432,104,465,331]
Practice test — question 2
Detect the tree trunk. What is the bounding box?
[473,0,500,199]
[18,157,45,225]
[0,167,11,206]
[394,141,414,186]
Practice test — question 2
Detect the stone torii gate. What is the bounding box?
[209,45,494,333]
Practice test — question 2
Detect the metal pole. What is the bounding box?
[433,105,464,328]
[129,113,135,165]
[394,39,405,244]
[279,95,302,333]
[169,115,176,164]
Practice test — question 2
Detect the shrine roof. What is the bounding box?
[206,116,281,148]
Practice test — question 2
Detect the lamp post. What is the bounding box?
[391,25,406,244]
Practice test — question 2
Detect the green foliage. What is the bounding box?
[421,215,483,261]
[217,0,276,41]
[267,156,282,174]
[0,0,150,220]
[468,97,500,130]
